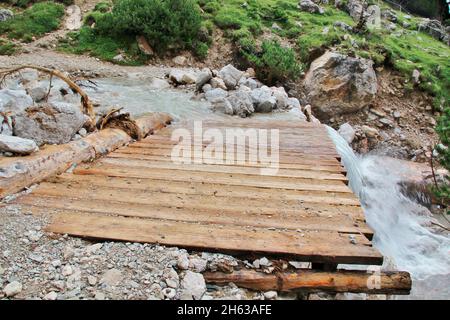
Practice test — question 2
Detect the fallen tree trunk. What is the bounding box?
[0,112,172,199]
[204,269,412,295]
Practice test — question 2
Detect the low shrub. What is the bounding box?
[0,2,65,42]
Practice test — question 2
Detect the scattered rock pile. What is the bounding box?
[0,70,90,156]
[168,64,306,119]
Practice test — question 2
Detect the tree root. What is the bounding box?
[96,108,142,141]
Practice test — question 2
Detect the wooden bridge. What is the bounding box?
[7,117,411,295]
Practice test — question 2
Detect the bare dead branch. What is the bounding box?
[0,65,96,122]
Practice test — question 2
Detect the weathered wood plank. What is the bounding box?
[46,212,383,264]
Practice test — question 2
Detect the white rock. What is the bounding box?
[94,291,106,300]
[51,259,62,268]
[62,265,73,276]
[210,77,227,90]
[87,275,97,286]
[271,87,289,109]
[218,64,244,90]
[0,134,38,155]
[264,291,278,300]
[172,55,187,66]
[78,128,87,137]
[205,88,228,103]
[259,257,271,267]
[44,291,58,300]
[86,243,102,254]
[202,83,212,93]
[149,78,171,89]
[100,269,122,286]
[181,271,206,300]
[162,287,176,299]
[0,89,33,114]
[338,123,356,144]
[177,254,190,270]
[3,281,22,297]
[196,68,212,91]
[189,258,207,273]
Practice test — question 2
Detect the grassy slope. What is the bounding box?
[201,0,449,107]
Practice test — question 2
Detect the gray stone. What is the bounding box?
[227,90,254,117]
[162,287,176,299]
[44,291,58,300]
[418,19,449,44]
[264,291,278,300]
[362,125,379,138]
[251,86,276,113]
[196,68,213,91]
[189,258,207,273]
[382,9,397,22]
[205,88,228,103]
[177,254,190,270]
[271,87,289,109]
[149,78,171,89]
[333,21,353,32]
[0,134,38,155]
[13,102,85,146]
[240,78,260,90]
[0,114,13,136]
[304,51,377,119]
[0,9,13,22]
[338,123,356,144]
[3,281,22,297]
[65,5,82,30]
[218,64,244,90]
[113,54,125,63]
[412,69,420,84]
[0,89,33,114]
[172,55,187,66]
[169,69,196,85]
[211,98,234,115]
[287,97,301,109]
[346,0,364,21]
[299,0,324,14]
[210,77,227,90]
[100,269,122,286]
[202,83,212,93]
[28,83,48,103]
[181,271,206,300]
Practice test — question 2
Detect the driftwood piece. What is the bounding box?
[0,65,96,122]
[0,113,172,199]
[204,269,412,295]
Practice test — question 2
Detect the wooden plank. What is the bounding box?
[203,270,411,294]
[107,152,347,173]
[98,157,348,181]
[73,165,353,193]
[50,173,360,206]
[30,182,362,217]
[114,147,342,166]
[17,196,372,236]
[46,212,383,264]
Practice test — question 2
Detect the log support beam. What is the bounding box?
[204,269,412,295]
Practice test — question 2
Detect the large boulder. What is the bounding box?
[251,86,276,113]
[195,68,212,91]
[0,9,13,22]
[271,87,289,109]
[205,88,228,103]
[227,90,254,117]
[304,51,377,119]
[346,0,364,21]
[13,102,85,146]
[0,89,33,114]
[0,134,38,155]
[169,69,196,85]
[299,0,324,14]
[418,19,450,45]
[218,64,243,90]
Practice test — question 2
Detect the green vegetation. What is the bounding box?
[60,0,208,63]
[435,108,450,210]
[3,0,73,8]
[244,40,302,84]
[0,38,17,55]
[0,1,65,42]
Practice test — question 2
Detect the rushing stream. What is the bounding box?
[83,77,448,299]
[327,127,450,299]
